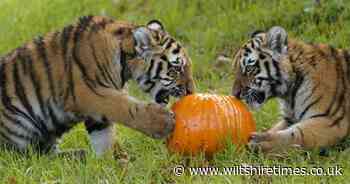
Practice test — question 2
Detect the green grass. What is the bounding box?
[0,0,350,183]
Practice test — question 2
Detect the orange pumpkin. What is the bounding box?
[167,93,256,156]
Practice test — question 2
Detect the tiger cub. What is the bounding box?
[0,16,195,155]
[232,26,349,152]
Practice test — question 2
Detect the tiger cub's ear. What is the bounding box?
[133,20,165,59]
[249,30,264,38]
[147,20,164,32]
[133,27,153,59]
[267,26,288,55]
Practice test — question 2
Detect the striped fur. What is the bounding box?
[232,26,349,152]
[0,16,195,154]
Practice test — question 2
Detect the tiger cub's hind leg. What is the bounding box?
[85,117,118,157]
[85,118,129,165]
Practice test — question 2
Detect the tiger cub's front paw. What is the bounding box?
[141,103,175,139]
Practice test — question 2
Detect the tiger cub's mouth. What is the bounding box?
[155,89,170,106]
[242,89,266,109]
[155,86,187,106]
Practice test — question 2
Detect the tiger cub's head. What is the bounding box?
[232,26,291,109]
[132,20,195,105]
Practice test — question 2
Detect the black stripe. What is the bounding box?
[329,54,347,126]
[263,61,272,80]
[120,49,129,86]
[146,59,155,77]
[272,59,281,77]
[2,112,40,137]
[22,52,50,137]
[0,64,13,113]
[0,62,42,134]
[89,42,101,67]
[37,119,50,141]
[0,63,22,117]
[164,38,175,49]
[60,25,76,102]
[19,58,29,76]
[330,89,344,117]
[72,18,98,97]
[85,79,104,97]
[309,113,328,119]
[342,57,348,96]
[73,16,108,96]
[72,15,95,88]
[300,83,319,107]
[0,121,31,140]
[33,36,57,100]
[50,31,64,96]
[0,129,12,143]
[324,58,342,117]
[310,53,347,127]
[97,65,111,87]
[93,50,110,86]
[331,107,345,127]
[344,50,350,81]
[17,47,30,75]
[13,61,38,125]
[290,70,304,110]
[128,108,135,120]
[95,74,110,88]
[154,61,163,79]
[324,83,338,116]
[256,76,274,82]
[161,37,171,45]
[61,25,74,65]
[264,61,278,96]
[27,51,47,120]
[47,103,68,136]
[1,111,36,141]
[102,64,119,89]
[100,55,118,88]
[89,42,111,88]
[64,60,76,102]
[298,96,322,120]
[101,49,114,69]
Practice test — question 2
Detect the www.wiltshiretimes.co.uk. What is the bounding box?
[173,164,343,176]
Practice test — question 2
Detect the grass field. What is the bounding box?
[0,0,350,183]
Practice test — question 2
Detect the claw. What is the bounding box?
[248,134,256,142]
[249,132,272,142]
[247,141,263,153]
[247,132,276,152]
